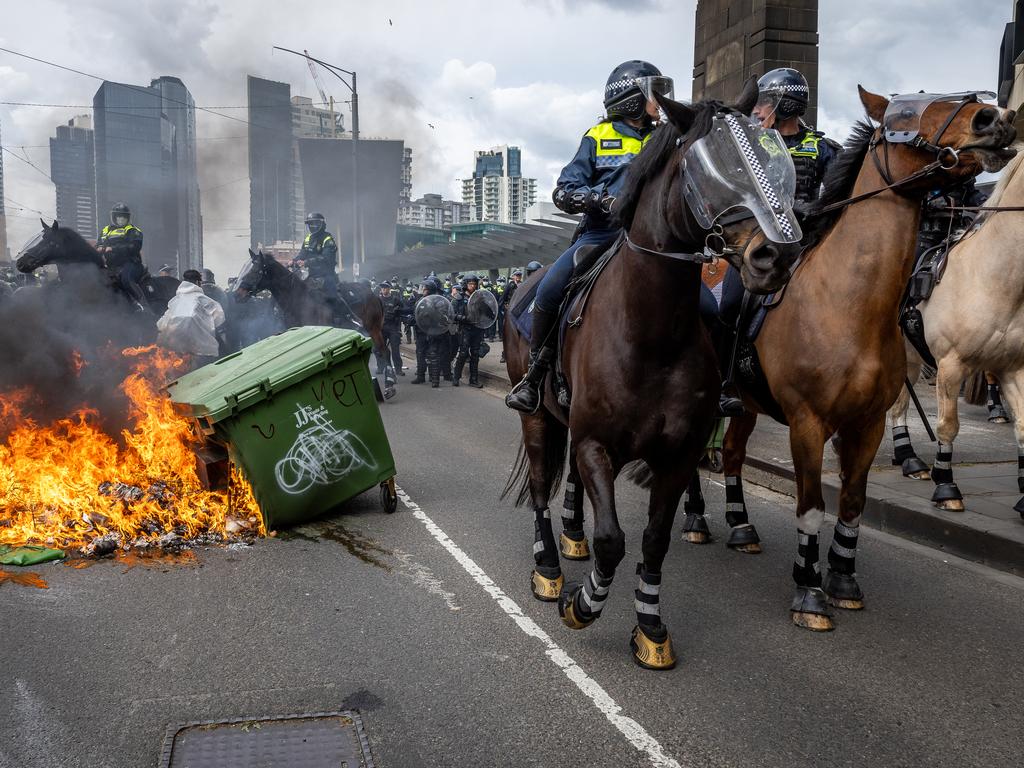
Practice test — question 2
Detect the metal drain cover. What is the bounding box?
[160,710,374,768]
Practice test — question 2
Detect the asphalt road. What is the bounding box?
[2,377,1023,768]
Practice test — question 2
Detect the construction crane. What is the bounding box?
[304,49,343,137]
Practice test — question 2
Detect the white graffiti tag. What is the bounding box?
[275,404,377,495]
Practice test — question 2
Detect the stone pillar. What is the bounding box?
[693,0,820,129]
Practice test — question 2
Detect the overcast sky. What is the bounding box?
[0,0,1013,279]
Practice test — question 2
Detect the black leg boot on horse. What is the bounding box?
[505,306,558,413]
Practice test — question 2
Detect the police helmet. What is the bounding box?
[379,280,393,289]
[525,260,543,277]
[512,269,523,278]
[756,68,810,120]
[463,272,479,286]
[305,211,326,233]
[111,202,131,226]
[604,60,671,121]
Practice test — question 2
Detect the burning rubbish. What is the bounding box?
[0,345,265,558]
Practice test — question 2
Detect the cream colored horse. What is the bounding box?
[888,150,1024,516]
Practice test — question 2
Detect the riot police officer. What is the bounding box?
[96,202,147,310]
[296,212,340,301]
[452,273,485,388]
[411,277,446,387]
[377,280,405,376]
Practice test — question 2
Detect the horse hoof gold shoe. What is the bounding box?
[630,626,677,670]
[559,587,595,630]
[559,533,590,560]
[531,570,563,602]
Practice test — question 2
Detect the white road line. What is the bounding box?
[395,485,682,768]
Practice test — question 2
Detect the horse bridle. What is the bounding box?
[816,96,984,216]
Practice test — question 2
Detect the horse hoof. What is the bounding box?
[558,583,595,630]
[790,587,834,632]
[931,482,963,509]
[901,456,931,480]
[682,513,711,544]
[989,416,1010,424]
[531,569,563,602]
[824,570,864,611]
[936,498,965,512]
[559,532,591,561]
[726,523,761,554]
[630,625,677,670]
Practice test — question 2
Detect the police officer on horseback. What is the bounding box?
[506,60,672,413]
[296,212,339,301]
[709,67,843,417]
[96,202,147,311]
[752,68,840,204]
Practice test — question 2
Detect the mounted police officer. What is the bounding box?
[377,280,405,376]
[707,67,842,417]
[96,202,147,310]
[452,273,486,388]
[296,212,339,302]
[506,60,673,413]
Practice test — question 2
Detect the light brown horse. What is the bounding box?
[502,82,802,668]
[684,88,1016,631]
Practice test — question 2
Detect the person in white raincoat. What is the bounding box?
[157,269,226,367]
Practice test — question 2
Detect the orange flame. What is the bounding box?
[0,346,264,553]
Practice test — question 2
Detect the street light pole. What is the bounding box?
[272,45,360,273]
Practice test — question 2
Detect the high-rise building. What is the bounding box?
[247,75,295,250]
[49,115,97,240]
[93,76,202,274]
[398,193,470,229]
[692,0,820,128]
[400,147,413,207]
[0,120,7,261]
[461,145,537,224]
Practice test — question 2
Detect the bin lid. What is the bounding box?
[166,326,372,425]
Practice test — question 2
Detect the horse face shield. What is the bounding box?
[682,114,803,245]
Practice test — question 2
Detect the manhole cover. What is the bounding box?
[160,710,374,768]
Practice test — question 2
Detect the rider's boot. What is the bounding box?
[505,307,557,413]
[127,281,149,313]
[715,320,745,418]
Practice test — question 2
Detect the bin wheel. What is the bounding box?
[381,477,398,514]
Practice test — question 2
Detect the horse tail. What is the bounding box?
[501,418,569,508]
[622,459,655,489]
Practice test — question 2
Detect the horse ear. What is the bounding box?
[249,248,259,262]
[40,218,48,230]
[50,220,59,231]
[656,93,697,134]
[858,86,889,124]
[730,76,759,116]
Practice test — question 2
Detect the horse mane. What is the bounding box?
[55,225,105,267]
[615,101,723,230]
[799,121,876,249]
[984,147,1024,207]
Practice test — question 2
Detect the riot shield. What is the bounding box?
[414,294,453,336]
[465,289,499,329]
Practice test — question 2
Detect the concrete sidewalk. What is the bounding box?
[401,340,1024,575]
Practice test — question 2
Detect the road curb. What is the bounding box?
[742,455,1024,577]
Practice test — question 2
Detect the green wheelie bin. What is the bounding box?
[166,326,398,529]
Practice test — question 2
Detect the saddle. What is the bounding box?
[898,231,968,369]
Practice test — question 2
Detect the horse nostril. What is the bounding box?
[972,107,999,134]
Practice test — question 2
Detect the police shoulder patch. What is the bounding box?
[600,138,623,150]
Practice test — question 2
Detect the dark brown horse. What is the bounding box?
[502,82,801,669]
[236,249,386,351]
[683,88,1016,631]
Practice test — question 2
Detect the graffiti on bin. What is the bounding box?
[274,403,377,495]
[310,371,364,408]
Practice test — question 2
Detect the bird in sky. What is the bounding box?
[389,18,393,26]
[427,123,435,129]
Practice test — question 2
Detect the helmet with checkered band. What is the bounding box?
[756,68,810,120]
[604,60,672,121]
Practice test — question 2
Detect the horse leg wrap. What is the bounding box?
[559,477,590,559]
[891,426,929,477]
[531,507,563,601]
[1017,450,1024,494]
[825,520,864,609]
[630,564,676,669]
[724,475,760,551]
[683,475,705,516]
[1014,495,1024,519]
[634,564,662,631]
[931,443,963,504]
[562,567,612,624]
[988,384,1009,422]
[793,529,823,588]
